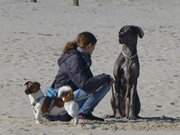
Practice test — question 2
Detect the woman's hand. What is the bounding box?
[109,77,115,85]
[91,76,114,95]
[107,74,114,86]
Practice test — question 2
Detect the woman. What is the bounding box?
[48,32,113,121]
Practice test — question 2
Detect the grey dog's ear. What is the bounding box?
[132,26,144,38]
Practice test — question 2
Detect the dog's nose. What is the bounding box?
[25,89,31,95]
[119,37,124,44]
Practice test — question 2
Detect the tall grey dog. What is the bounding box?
[111,25,144,120]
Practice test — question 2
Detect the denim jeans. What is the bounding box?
[74,82,111,115]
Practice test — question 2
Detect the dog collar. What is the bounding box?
[122,50,137,59]
[32,95,45,106]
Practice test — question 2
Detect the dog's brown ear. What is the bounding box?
[24,81,32,86]
[34,82,41,89]
[133,26,144,38]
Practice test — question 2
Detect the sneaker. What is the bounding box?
[79,113,104,121]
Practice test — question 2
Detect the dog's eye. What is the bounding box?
[119,32,124,36]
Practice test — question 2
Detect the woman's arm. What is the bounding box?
[64,53,112,93]
[65,54,93,89]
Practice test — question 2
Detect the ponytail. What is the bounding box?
[63,41,78,53]
[63,32,97,53]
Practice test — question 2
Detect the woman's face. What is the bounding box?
[86,44,96,55]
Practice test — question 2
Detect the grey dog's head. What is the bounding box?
[119,25,144,46]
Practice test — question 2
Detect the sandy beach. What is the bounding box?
[0,0,180,134]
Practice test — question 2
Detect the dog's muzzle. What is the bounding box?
[119,32,124,44]
[25,89,32,95]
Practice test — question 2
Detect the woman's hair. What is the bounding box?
[63,32,97,53]
[63,41,78,54]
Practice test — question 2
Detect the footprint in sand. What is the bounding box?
[0,84,4,88]
[11,38,21,43]
[156,105,162,108]
[173,74,179,78]
[155,109,160,111]
[19,127,30,132]
[155,105,162,111]
[155,58,167,62]
[170,102,175,106]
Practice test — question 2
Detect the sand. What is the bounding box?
[0,0,180,134]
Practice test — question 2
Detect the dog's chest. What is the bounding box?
[64,101,79,117]
[29,95,35,105]
[122,60,130,79]
[121,59,139,80]
[28,92,45,114]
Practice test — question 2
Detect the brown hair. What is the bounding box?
[63,32,97,53]
[63,41,78,54]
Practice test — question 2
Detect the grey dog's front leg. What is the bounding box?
[114,80,123,118]
[128,83,137,120]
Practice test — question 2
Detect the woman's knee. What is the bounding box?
[74,88,88,98]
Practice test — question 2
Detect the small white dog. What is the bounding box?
[24,81,66,124]
[58,86,79,125]
[24,81,46,124]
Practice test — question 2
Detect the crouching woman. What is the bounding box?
[48,32,113,121]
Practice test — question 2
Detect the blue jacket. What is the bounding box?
[51,49,111,93]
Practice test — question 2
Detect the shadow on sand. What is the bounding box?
[105,115,180,124]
